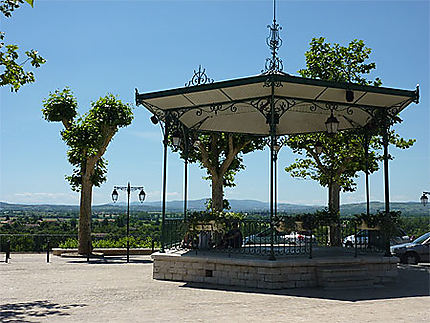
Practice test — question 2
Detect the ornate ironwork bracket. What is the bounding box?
[196,102,237,116]
[250,97,297,123]
[310,102,353,116]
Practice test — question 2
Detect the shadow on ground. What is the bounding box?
[180,265,430,302]
[65,256,153,265]
[0,300,86,323]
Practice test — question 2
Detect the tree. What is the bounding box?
[285,38,414,243]
[1,0,45,91]
[174,131,264,212]
[42,88,133,254]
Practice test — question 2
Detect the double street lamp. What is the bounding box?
[112,183,146,262]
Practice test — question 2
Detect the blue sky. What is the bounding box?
[0,0,428,206]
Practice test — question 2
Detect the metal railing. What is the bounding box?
[0,234,77,253]
[1,233,159,263]
[163,217,389,258]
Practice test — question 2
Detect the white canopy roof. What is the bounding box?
[136,73,418,135]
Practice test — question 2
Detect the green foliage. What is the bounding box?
[42,89,133,190]
[354,210,402,240]
[170,131,265,210]
[286,132,380,192]
[186,211,244,228]
[42,88,77,122]
[0,212,162,251]
[187,133,265,186]
[1,0,46,91]
[0,0,24,18]
[59,236,156,249]
[398,216,430,238]
[286,38,415,196]
[298,37,381,86]
[292,209,339,230]
[204,198,231,211]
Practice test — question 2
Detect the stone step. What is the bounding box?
[323,274,371,283]
[319,266,366,273]
[318,267,367,279]
[322,278,374,289]
[318,266,374,289]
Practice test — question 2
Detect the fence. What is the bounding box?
[163,217,389,258]
[1,232,159,264]
[0,234,77,253]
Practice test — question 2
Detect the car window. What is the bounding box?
[413,232,430,244]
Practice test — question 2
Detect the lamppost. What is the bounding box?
[112,183,146,263]
[420,192,430,206]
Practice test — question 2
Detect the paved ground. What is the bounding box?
[1,254,429,323]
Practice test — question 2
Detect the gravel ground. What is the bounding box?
[1,253,429,322]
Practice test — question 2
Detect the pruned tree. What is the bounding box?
[42,88,133,254]
[285,38,415,244]
[1,0,45,92]
[173,131,265,212]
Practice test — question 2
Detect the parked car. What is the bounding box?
[283,231,316,244]
[343,229,410,248]
[243,229,315,245]
[390,232,430,264]
[243,228,284,245]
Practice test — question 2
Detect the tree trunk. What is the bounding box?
[78,176,93,255]
[328,181,341,246]
[328,181,341,215]
[211,175,224,212]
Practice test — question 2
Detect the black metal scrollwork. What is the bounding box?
[310,103,354,115]
[249,97,296,120]
[185,65,214,87]
[194,103,238,116]
[262,1,284,74]
[386,99,410,118]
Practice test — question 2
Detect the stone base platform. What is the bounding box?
[152,250,399,289]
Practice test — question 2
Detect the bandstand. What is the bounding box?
[135,1,419,289]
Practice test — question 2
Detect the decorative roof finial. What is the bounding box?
[263,0,283,73]
[185,65,214,87]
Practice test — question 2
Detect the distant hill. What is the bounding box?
[1,200,428,216]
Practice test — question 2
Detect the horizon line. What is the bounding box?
[0,199,423,207]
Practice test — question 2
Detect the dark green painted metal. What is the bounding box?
[136,73,417,103]
[382,110,392,257]
[161,121,169,253]
[162,217,386,257]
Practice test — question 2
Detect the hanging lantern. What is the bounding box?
[172,131,182,147]
[138,189,146,203]
[325,111,340,134]
[112,189,119,203]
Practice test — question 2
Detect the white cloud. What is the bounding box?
[8,192,79,204]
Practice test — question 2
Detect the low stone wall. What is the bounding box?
[152,251,398,289]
